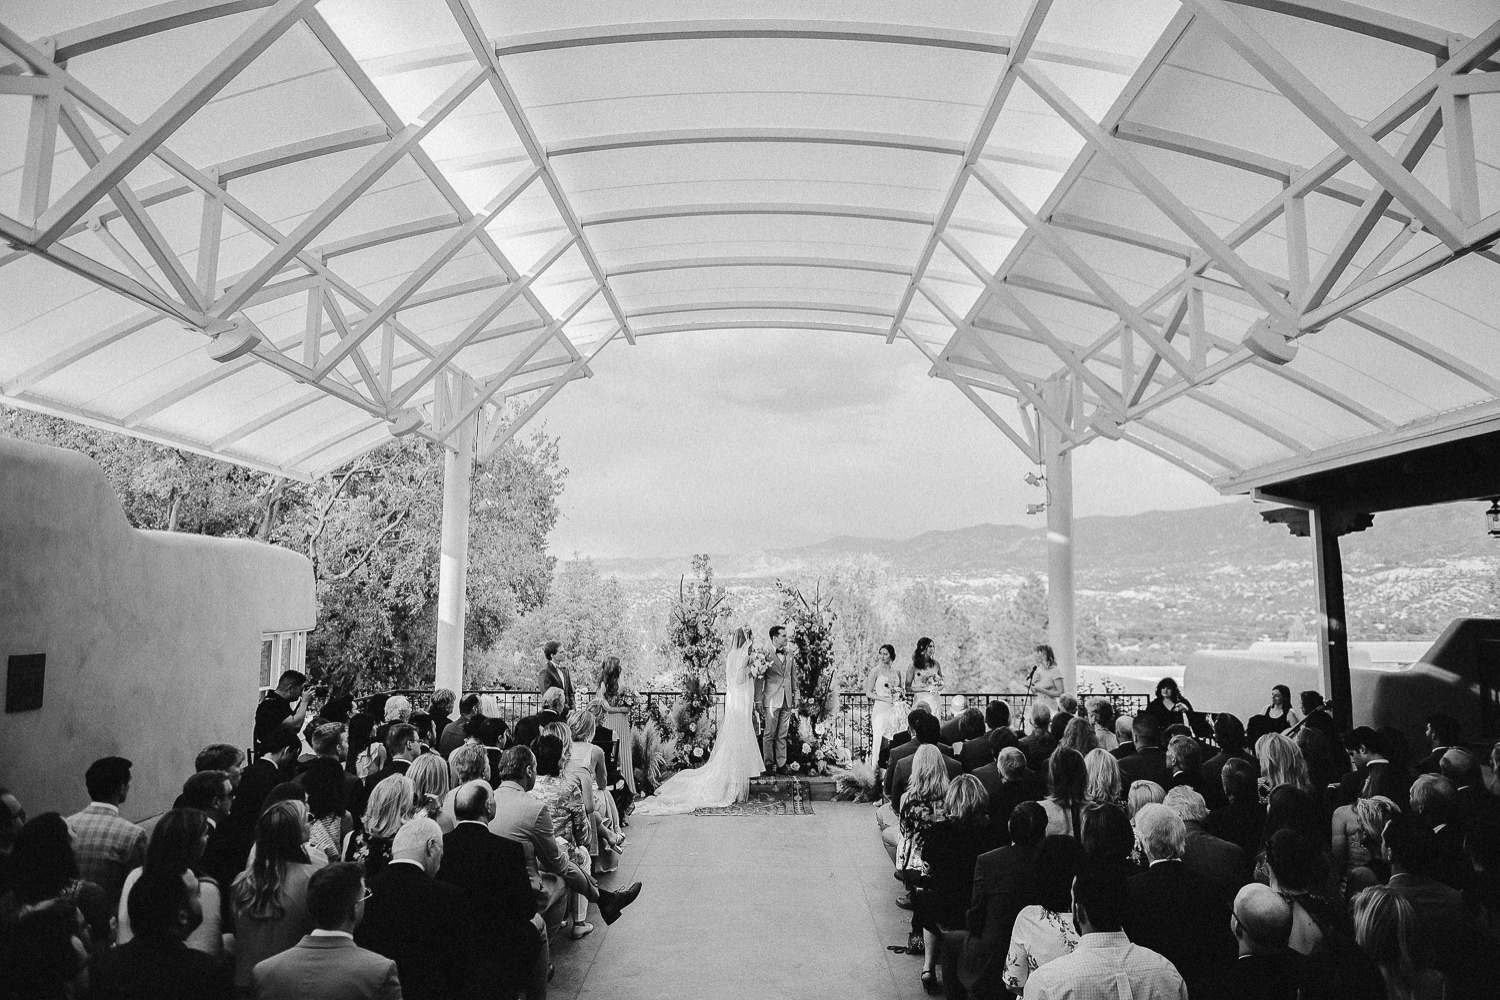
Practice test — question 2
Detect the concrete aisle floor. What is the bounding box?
[549,800,929,1000]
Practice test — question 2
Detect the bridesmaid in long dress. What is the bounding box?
[864,643,906,768]
[599,656,636,798]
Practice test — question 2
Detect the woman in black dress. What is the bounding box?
[913,774,1003,993]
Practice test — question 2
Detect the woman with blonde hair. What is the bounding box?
[1256,731,1314,799]
[568,709,626,868]
[895,745,952,958]
[343,773,415,879]
[1353,885,1442,1000]
[1126,779,1166,820]
[1059,716,1098,756]
[231,801,318,994]
[476,693,501,719]
[912,775,1000,990]
[1084,748,1122,804]
[407,754,453,834]
[1345,796,1402,893]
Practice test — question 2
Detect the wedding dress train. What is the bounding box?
[635,642,763,815]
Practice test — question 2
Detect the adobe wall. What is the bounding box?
[0,436,315,819]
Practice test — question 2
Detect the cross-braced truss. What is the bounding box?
[0,1,1496,487]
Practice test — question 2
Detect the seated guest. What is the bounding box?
[884,709,952,801]
[176,769,238,889]
[1203,713,1255,794]
[973,747,1036,834]
[408,712,437,755]
[1041,748,1089,838]
[1018,703,1057,774]
[439,693,481,758]
[302,758,353,863]
[427,688,456,747]
[1416,713,1461,775]
[438,781,546,999]
[912,776,1002,991]
[895,746,952,937]
[1079,801,1136,875]
[195,744,247,790]
[344,774,416,880]
[1165,786,1249,911]
[116,809,224,957]
[0,812,111,950]
[406,755,453,835]
[1126,779,1165,821]
[533,734,597,938]
[1345,795,1402,895]
[1207,758,1266,859]
[961,702,1017,772]
[477,716,509,781]
[444,744,490,821]
[1088,699,1118,752]
[1294,715,1349,791]
[939,699,975,745]
[1221,883,1309,1000]
[1002,835,1085,995]
[890,714,962,813]
[941,801,1047,1000]
[1466,811,1500,944]
[1256,732,1315,799]
[89,868,232,999]
[251,862,400,1000]
[1338,727,1410,809]
[1023,865,1186,1000]
[347,713,381,779]
[1385,815,1493,995]
[1352,886,1443,1000]
[487,749,641,932]
[1166,735,1221,808]
[1058,717,1098,757]
[357,816,475,1000]
[1126,803,1237,998]
[1265,829,1339,957]
[1084,748,1121,805]
[1253,785,1325,886]
[350,723,419,821]
[1410,773,1470,889]
[537,686,568,727]
[1111,714,1135,760]
[66,755,147,911]
[1441,748,1496,825]
[1117,715,1171,790]
[948,709,988,765]
[229,729,301,872]
[231,801,319,995]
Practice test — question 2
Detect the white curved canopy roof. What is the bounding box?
[1,1,1497,486]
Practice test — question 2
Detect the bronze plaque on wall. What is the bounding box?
[5,653,44,713]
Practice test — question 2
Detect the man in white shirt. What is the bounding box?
[1023,867,1186,1000]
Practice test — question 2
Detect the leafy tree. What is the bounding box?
[482,557,633,691]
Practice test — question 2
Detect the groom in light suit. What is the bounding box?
[759,625,799,774]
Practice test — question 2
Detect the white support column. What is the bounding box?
[1042,379,1077,693]
[434,375,476,697]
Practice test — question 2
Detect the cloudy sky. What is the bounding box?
[537,330,1230,558]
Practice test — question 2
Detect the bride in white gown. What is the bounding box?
[636,626,764,815]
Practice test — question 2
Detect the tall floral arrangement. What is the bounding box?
[775,580,848,775]
[659,554,732,768]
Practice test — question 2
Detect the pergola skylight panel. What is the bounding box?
[502,38,995,143]
[415,85,528,214]
[161,370,310,446]
[1289,329,1464,427]
[1200,372,1340,453]
[304,156,454,250]
[1366,259,1500,375]
[1108,138,1285,239]
[1149,396,1291,470]
[318,0,470,71]
[49,319,212,416]
[0,263,137,377]
[579,212,930,261]
[526,244,591,317]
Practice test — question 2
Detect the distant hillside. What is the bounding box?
[592,500,1500,659]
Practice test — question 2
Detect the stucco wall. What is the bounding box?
[0,436,315,819]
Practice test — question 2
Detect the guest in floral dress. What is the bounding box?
[533,735,596,939]
[896,745,950,956]
[343,773,414,880]
[1004,834,1086,994]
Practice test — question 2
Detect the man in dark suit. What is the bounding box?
[225,728,300,871]
[1125,803,1237,999]
[252,863,401,1000]
[1440,748,1497,825]
[439,693,481,757]
[1117,714,1172,790]
[1017,702,1056,773]
[960,701,1017,773]
[88,869,232,998]
[179,770,240,893]
[889,713,961,812]
[1166,786,1249,913]
[882,709,953,799]
[438,780,546,999]
[1203,713,1254,795]
[1416,713,1461,775]
[976,747,1043,832]
[1111,713,1136,760]
[349,723,419,823]
[537,640,575,713]
[938,697,972,744]
[941,801,1046,1000]
[358,815,475,1000]
[1335,727,1410,808]
[1386,816,1494,996]
[947,708,987,768]
[1222,883,1310,1000]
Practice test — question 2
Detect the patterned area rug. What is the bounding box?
[694,782,816,816]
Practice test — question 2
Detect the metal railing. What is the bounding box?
[370,688,1152,760]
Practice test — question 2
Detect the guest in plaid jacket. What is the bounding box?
[65,756,146,910]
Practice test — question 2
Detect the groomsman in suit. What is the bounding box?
[537,640,575,714]
[759,626,798,774]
